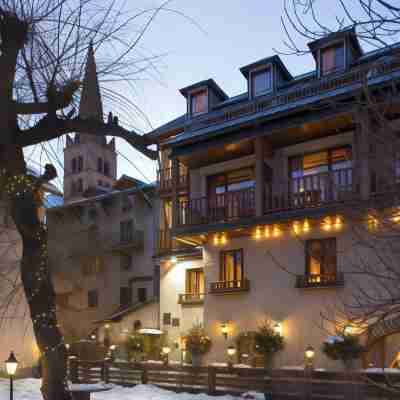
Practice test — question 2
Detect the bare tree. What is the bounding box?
[0,0,169,399]
[278,0,400,381]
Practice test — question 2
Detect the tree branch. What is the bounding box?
[16,115,157,160]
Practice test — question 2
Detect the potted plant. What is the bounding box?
[125,332,144,362]
[185,324,211,367]
[322,334,365,370]
[254,320,284,370]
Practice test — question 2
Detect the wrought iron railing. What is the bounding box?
[295,272,344,289]
[209,279,250,294]
[178,293,205,305]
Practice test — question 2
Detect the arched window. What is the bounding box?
[97,157,103,173]
[71,158,77,173]
[78,156,83,172]
[104,161,110,176]
[77,178,83,192]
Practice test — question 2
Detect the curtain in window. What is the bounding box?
[186,270,204,295]
[220,250,243,282]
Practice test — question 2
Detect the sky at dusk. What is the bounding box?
[25,0,400,190]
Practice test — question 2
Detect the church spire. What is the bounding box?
[78,42,106,145]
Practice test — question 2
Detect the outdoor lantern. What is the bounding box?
[305,346,315,368]
[91,334,97,340]
[65,343,70,350]
[109,345,116,351]
[162,346,171,365]
[5,352,18,376]
[273,322,283,336]
[221,323,229,340]
[5,352,18,400]
[344,325,353,336]
[227,346,237,357]
[227,346,236,368]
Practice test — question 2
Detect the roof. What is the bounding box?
[94,298,157,323]
[240,55,292,81]
[179,79,228,101]
[48,181,156,211]
[145,36,400,145]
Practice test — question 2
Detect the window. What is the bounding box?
[120,254,132,270]
[220,249,243,282]
[120,220,134,243]
[97,157,103,173]
[82,256,104,276]
[186,269,205,295]
[172,318,180,327]
[104,161,110,176]
[137,287,147,303]
[163,313,171,325]
[72,158,77,173]
[77,178,83,193]
[88,290,98,308]
[306,238,337,277]
[120,287,132,307]
[190,90,208,115]
[208,168,255,196]
[290,147,352,203]
[321,43,345,76]
[78,156,83,172]
[251,67,272,97]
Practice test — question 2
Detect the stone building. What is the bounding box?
[147,28,400,369]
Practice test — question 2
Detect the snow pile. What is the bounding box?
[324,336,344,344]
[364,368,400,374]
[0,379,241,400]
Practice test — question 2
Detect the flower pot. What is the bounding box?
[191,352,202,367]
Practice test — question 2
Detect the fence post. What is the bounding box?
[102,359,110,384]
[141,364,148,385]
[207,366,216,395]
[69,357,79,383]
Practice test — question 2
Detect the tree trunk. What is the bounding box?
[1,150,70,400]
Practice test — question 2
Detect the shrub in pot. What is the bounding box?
[322,334,365,370]
[254,320,284,369]
[185,324,211,366]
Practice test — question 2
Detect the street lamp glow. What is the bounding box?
[227,346,237,357]
[162,346,171,355]
[5,352,18,376]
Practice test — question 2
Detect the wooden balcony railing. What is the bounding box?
[157,165,188,194]
[156,229,194,255]
[178,293,205,305]
[295,272,344,289]
[265,168,354,213]
[210,279,250,294]
[178,188,255,226]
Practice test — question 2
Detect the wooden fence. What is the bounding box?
[69,358,400,399]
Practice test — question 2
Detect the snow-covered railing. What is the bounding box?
[69,358,400,399]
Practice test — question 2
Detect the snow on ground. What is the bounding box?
[0,379,240,400]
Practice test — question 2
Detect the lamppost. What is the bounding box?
[5,352,18,400]
[305,346,315,370]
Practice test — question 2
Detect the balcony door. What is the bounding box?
[220,249,243,283]
[290,146,352,207]
[305,238,337,282]
[207,167,255,221]
[186,268,204,300]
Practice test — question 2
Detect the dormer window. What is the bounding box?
[251,67,272,97]
[320,43,345,76]
[190,90,208,116]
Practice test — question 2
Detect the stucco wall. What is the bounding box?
[159,258,204,361]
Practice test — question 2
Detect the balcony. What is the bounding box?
[157,165,188,195]
[295,272,344,289]
[209,279,250,294]
[178,293,205,305]
[265,168,354,213]
[156,229,196,256]
[178,188,255,226]
[111,231,144,255]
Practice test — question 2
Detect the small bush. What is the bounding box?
[185,324,211,355]
[254,320,284,358]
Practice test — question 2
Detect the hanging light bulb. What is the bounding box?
[334,216,342,229]
[220,233,227,245]
[255,227,262,240]
[293,221,300,235]
[213,234,219,245]
[323,217,332,231]
[303,219,310,232]
[264,226,270,238]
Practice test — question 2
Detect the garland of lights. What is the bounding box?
[0,169,68,365]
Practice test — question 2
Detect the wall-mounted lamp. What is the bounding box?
[221,323,229,340]
[227,346,237,368]
[105,323,110,330]
[273,322,283,336]
[305,346,315,368]
[162,346,171,365]
[344,325,353,336]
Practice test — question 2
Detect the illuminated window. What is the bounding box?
[251,67,272,97]
[321,43,345,75]
[220,249,243,282]
[186,269,204,295]
[190,90,208,115]
[305,238,337,277]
